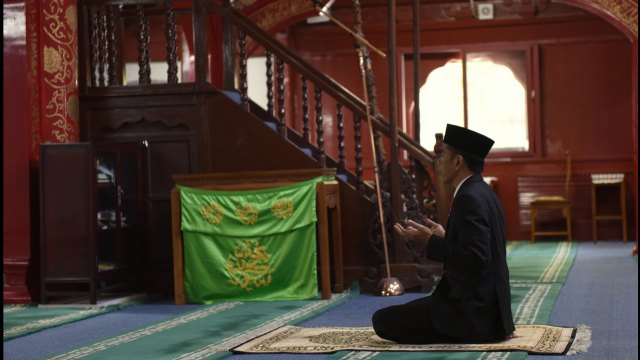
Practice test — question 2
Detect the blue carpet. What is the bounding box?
[223,241,637,360]
[529,241,637,360]
[3,242,637,360]
[3,302,202,360]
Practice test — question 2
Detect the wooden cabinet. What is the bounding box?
[39,142,147,304]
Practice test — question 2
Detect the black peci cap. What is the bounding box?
[443,124,495,159]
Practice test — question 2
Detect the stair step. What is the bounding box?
[301,147,313,157]
[220,90,242,105]
[265,122,278,131]
[223,91,352,185]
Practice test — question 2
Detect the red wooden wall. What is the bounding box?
[3,0,637,303]
[284,3,635,241]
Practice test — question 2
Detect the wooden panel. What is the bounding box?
[40,143,93,279]
[540,39,633,159]
[207,93,320,172]
[146,200,174,294]
[148,139,193,196]
[145,140,193,295]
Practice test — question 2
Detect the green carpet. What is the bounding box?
[325,240,577,360]
[45,288,356,359]
[3,304,122,341]
[13,241,576,360]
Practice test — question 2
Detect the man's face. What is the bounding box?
[437,144,461,185]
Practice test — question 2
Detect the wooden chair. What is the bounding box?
[530,151,572,242]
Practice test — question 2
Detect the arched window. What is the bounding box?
[419,50,530,154]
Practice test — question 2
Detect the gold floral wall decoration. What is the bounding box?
[42,1,78,143]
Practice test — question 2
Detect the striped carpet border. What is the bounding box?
[49,290,353,360]
[3,305,31,314]
[3,306,114,340]
[174,292,352,360]
[538,241,573,282]
[49,302,241,360]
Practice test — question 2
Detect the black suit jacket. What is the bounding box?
[426,174,515,340]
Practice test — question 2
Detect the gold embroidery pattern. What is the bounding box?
[535,327,563,353]
[271,199,294,219]
[200,203,224,224]
[309,330,384,346]
[226,240,272,291]
[42,1,78,143]
[236,203,259,225]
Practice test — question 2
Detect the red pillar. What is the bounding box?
[3,0,79,304]
[3,0,33,303]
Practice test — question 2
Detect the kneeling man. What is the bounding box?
[372,124,515,344]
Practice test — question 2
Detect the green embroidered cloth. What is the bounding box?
[178,177,324,303]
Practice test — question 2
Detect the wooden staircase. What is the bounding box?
[76,0,443,295]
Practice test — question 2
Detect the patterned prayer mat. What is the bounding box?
[233,324,591,355]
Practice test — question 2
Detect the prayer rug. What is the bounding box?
[233,324,591,355]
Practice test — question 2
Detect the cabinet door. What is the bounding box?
[118,149,144,278]
[95,152,119,273]
[94,143,146,287]
[40,143,95,302]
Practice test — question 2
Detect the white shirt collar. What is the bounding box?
[453,175,473,199]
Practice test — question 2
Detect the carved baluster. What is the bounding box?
[106,5,121,86]
[276,57,286,136]
[165,0,178,84]
[354,114,364,192]
[98,11,107,86]
[407,155,420,209]
[337,103,345,168]
[265,51,274,116]
[408,154,416,183]
[301,76,310,142]
[238,30,248,109]
[89,7,99,87]
[374,131,386,180]
[315,87,326,167]
[137,4,151,85]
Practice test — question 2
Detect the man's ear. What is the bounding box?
[455,154,464,169]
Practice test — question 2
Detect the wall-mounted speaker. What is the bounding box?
[476,3,494,20]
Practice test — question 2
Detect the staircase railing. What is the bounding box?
[77,0,442,268]
[206,1,438,214]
